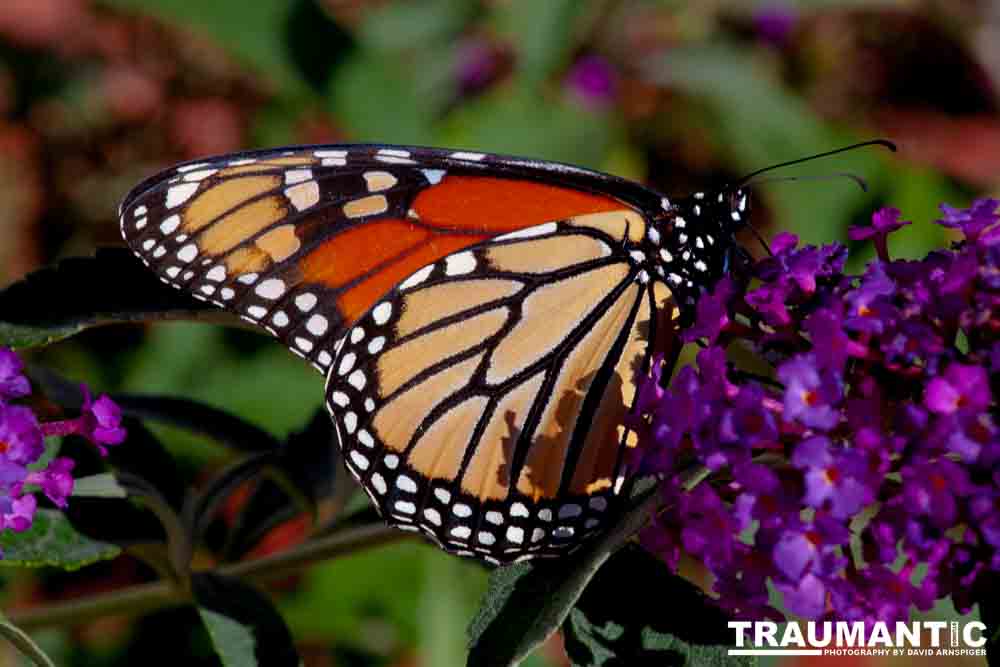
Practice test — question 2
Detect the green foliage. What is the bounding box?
[194,573,300,666]
[0,510,120,570]
[563,545,754,667]
[0,612,57,667]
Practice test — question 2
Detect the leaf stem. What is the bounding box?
[6,522,409,632]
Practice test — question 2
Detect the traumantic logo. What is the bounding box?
[728,621,987,657]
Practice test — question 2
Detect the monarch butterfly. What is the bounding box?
[118,142,884,564]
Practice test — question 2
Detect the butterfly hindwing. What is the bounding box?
[325,215,679,563]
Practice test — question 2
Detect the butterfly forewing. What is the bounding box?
[325,215,678,563]
[119,145,660,374]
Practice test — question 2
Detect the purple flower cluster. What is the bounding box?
[633,199,1000,623]
[0,347,125,547]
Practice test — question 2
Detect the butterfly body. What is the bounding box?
[119,144,746,563]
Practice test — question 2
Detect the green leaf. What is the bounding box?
[439,89,616,169]
[0,509,120,570]
[71,473,128,499]
[563,545,754,667]
[359,0,474,53]
[101,0,309,96]
[327,52,438,144]
[467,485,661,667]
[0,612,57,667]
[194,572,299,667]
[0,248,219,350]
[491,0,584,86]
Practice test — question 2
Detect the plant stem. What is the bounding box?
[7,522,408,632]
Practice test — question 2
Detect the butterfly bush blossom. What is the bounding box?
[0,348,125,548]
[632,199,1000,623]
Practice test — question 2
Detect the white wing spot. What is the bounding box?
[485,511,503,525]
[385,454,399,469]
[343,411,358,434]
[306,314,329,336]
[478,532,496,546]
[421,169,445,184]
[506,526,524,544]
[450,151,486,161]
[358,430,375,448]
[182,168,217,182]
[317,350,332,366]
[284,168,313,185]
[338,352,356,376]
[349,451,370,470]
[372,302,392,325]
[348,370,367,391]
[206,266,226,282]
[453,503,472,518]
[272,311,289,327]
[450,526,472,539]
[350,327,365,344]
[423,508,442,525]
[434,488,452,504]
[372,473,388,495]
[368,337,386,354]
[295,292,317,311]
[165,183,199,208]
[510,502,529,518]
[496,222,557,241]
[397,475,418,493]
[159,215,181,234]
[400,265,434,290]
[295,337,314,352]
[445,251,476,275]
[237,273,259,285]
[255,278,285,300]
[331,391,349,407]
[177,244,198,263]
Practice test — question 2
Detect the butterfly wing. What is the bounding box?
[326,214,679,563]
[120,144,684,563]
[119,145,666,374]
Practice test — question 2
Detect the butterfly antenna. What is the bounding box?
[747,171,870,192]
[736,139,896,186]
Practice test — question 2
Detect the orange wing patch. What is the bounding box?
[411,176,624,232]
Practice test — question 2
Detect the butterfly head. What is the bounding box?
[654,186,750,309]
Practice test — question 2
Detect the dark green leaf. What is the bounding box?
[0,248,219,350]
[0,509,120,570]
[103,0,308,95]
[641,46,892,246]
[467,485,660,667]
[188,451,277,543]
[226,408,338,558]
[193,572,299,667]
[0,613,57,667]
[563,545,753,667]
[284,0,355,91]
[359,0,474,53]
[491,0,584,86]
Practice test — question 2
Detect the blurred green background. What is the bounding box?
[1,0,997,665]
